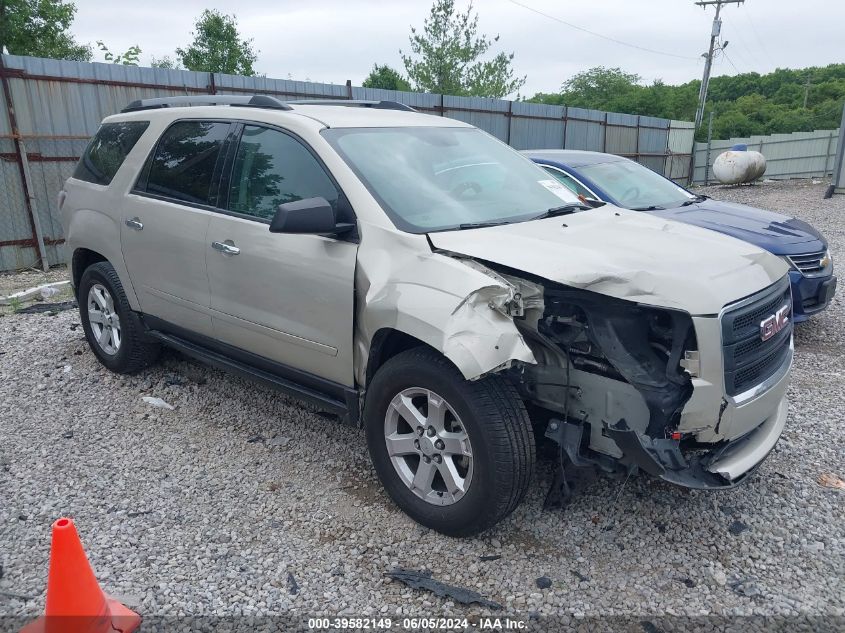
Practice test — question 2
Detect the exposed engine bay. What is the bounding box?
[474,264,743,502]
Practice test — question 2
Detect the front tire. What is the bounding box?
[364,347,535,537]
[79,261,160,373]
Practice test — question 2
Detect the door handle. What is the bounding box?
[211,240,240,256]
[125,217,144,231]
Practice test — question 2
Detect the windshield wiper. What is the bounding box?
[530,203,592,221]
[680,194,709,207]
[631,205,665,211]
[456,220,511,230]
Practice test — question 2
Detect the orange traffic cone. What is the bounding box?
[21,517,141,633]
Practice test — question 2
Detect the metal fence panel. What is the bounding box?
[215,72,348,100]
[692,128,840,183]
[508,102,565,150]
[564,107,605,151]
[442,95,510,142]
[605,112,637,157]
[0,53,695,272]
[4,55,210,138]
[351,86,442,112]
[666,121,695,179]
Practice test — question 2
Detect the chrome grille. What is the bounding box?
[788,251,828,276]
[722,279,793,397]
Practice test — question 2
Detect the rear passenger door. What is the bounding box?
[206,124,358,387]
[121,120,232,337]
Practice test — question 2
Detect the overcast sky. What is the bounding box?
[71,0,844,96]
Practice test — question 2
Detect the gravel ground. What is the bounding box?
[0,267,71,301]
[1,180,843,632]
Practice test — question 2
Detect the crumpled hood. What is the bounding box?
[650,200,824,252]
[428,207,789,315]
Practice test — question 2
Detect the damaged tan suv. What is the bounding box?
[61,96,793,536]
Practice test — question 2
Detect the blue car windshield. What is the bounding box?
[322,127,580,233]
[577,160,695,210]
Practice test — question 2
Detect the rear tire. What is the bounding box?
[79,261,160,373]
[364,347,535,537]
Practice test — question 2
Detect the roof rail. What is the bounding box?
[121,95,292,113]
[287,99,416,112]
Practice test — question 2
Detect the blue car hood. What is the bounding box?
[651,200,825,254]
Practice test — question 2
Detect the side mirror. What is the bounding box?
[269,197,355,236]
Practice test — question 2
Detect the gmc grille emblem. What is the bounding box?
[760,304,790,342]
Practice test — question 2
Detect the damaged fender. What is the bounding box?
[354,225,536,384]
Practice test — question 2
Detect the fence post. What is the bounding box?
[17,140,50,271]
[345,79,352,100]
[634,115,640,162]
[208,72,216,95]
[562,106,568,149]
[506,100,512,146]
[0,54,49,271]
[825,131,834,175]
[602,111,608,152]
[704,111,714,186]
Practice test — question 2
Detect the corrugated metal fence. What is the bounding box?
[692,128,840,184]
[0,53,695,272]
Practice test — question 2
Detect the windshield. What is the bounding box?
[322,127,579,232]
[577,159,695,210]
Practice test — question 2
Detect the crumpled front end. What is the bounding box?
[500,271,793,492]
[356,220,792,492]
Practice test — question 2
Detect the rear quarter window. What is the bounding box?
[73,121,150,186]
[143,120,230,206]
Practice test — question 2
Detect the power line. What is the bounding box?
[741,4,773,61]
[720,48,741,74]
[506,0,699,61]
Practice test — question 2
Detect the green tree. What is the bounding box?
[530,63,845,141]
[176,9,257,76]
[0,0,91,61]
[362,64,412,91]
[150,55,180,70]
[96,41,141,65]
[401,0,525,98]
[558,66,641,111]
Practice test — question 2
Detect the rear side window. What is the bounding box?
[542,166,596,199]
[73,121,149,185]
[145,121,230,205]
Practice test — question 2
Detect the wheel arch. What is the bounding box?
[365,328,436,387]
[65,208,140,310]
[71,248,107,297]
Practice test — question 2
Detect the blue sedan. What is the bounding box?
[525,149,836,322]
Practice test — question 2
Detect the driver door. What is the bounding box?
[206,124,358,386]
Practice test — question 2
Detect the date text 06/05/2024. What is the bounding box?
[307,617,529,630]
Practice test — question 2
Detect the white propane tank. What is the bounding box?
[712,145,767,184]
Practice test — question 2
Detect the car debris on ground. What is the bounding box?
[387,568,503,610]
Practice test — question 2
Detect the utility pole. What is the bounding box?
[803,75,811,109]
[693,0,744,129]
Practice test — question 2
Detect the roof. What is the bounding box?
[287,103,467,128]
[520,149,629,168]
[106,97,470,130]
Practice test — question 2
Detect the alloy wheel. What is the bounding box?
[87,283,121,355]
[384,387,473,506]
